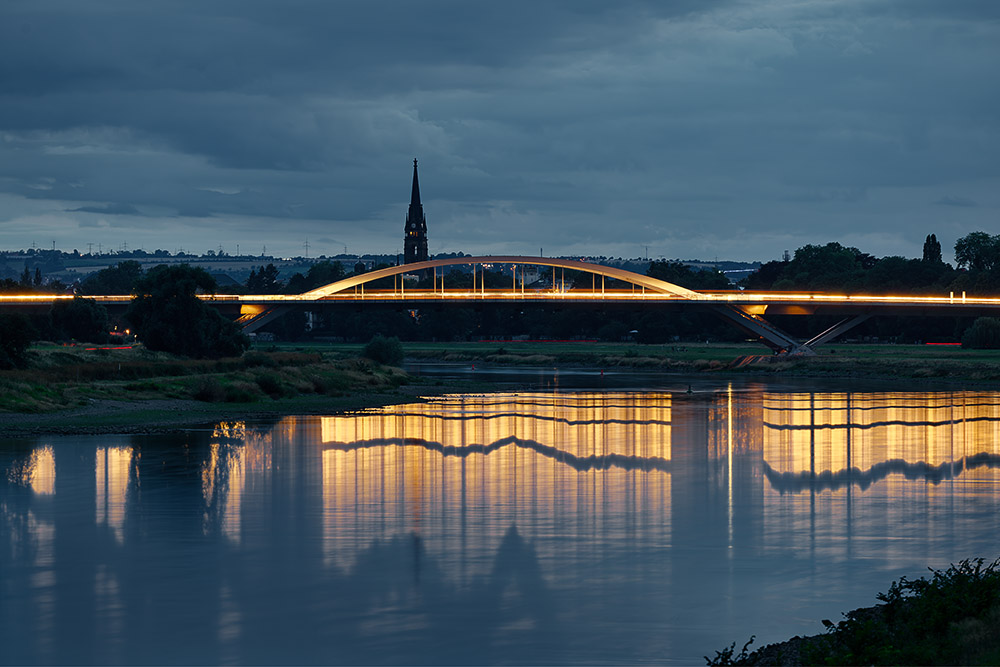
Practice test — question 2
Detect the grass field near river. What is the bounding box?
[3,340,1000,435]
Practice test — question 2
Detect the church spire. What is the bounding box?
[410,158,421,207]
[404,158,428,264]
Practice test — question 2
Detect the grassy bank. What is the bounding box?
[709,558,1000,666]
[4,340,1000,435]
[282,340,1000,383]
[0,343,427,435]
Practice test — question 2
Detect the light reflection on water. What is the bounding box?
[2,387,1000,664]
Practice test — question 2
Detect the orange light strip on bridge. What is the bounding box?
[5,292,1000,306]
[226,291,1000,306]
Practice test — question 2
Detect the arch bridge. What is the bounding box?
[4,255,1000,355]
[233,256,1000,355]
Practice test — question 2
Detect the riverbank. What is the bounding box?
[314,340,1000,384]
[4,340,1000,436]
[0,344,460,437]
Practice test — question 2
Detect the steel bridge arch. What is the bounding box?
[301,255,702,299]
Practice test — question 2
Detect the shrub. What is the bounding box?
[363,334,404,366]
[962,317,1000,349]
[243,351,278,368]
[253,371,285,397]
[192,377,225,402]
[224,381,260,403]
[807,557,1000,665]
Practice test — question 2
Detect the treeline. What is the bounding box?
[742,232,1000,295]
[0,265,247,369]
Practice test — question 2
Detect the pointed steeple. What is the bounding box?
[404,158,428,264]
[410,158,421,208]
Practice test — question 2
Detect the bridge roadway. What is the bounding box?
[3,255,1000,353]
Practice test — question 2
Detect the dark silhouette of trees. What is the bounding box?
[952,232,1000,293]
[78,260,144,295]
[646,260,731,290]
[954,232,999,272]
[245,264,283,293]
[50,297,109,343]
[0,313,35,369]
[962,318,1000,349]
[127,265,248,358]
[742,238,962,295]
[283,261,346,294]
[922,234,943,264]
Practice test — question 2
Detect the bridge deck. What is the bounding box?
[2,289,999,312]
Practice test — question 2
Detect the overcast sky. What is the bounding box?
[1,0,997,262]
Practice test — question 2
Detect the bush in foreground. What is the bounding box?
[809,557,1000,665]
[363,334,404,366]
[708,557,1000,666]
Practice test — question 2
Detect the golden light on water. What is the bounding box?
[28,446,55,496]
[318,393,675,571]
[320,392,673,462]
[96,446,131,543]
[763,392,1000,478]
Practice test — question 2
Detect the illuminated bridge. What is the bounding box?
[4,255,1000,354]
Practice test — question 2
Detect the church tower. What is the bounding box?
[404,158,428,264]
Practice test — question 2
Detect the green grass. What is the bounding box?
[0,343,411,417]
[260,339,1000,382]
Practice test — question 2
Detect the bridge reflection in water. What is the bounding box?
[312,389,1000,568]
[319,393,675,573]
[4,388,1000,664]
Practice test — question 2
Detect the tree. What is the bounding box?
[962,317,1000,349]
[245,263,283,293]
[922,234,943,264]
[127,264,248,358]
[954,232,1000,271]
[50,297,109,343]
[79,260,144,295]
[741,259,790,290]
[647,260,731,290]
[0,313,36,369]
[305,260,345,289]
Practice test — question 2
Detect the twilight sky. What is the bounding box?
[1,0,997,262]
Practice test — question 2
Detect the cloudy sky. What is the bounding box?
[1,0,997,262]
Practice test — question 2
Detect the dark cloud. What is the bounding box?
[0,0,997,261]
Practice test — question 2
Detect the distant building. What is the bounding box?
[403,159,428,264]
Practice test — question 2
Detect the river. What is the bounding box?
[3,368,1000,664]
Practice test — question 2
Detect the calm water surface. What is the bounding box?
[3,372,1000,664]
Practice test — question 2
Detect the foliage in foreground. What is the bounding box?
[810,557,1000,665]
[708,557,1000,666]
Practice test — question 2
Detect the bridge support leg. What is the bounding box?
[711,305,807,355]
[238,306,291,334]
[802,313,872,350]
